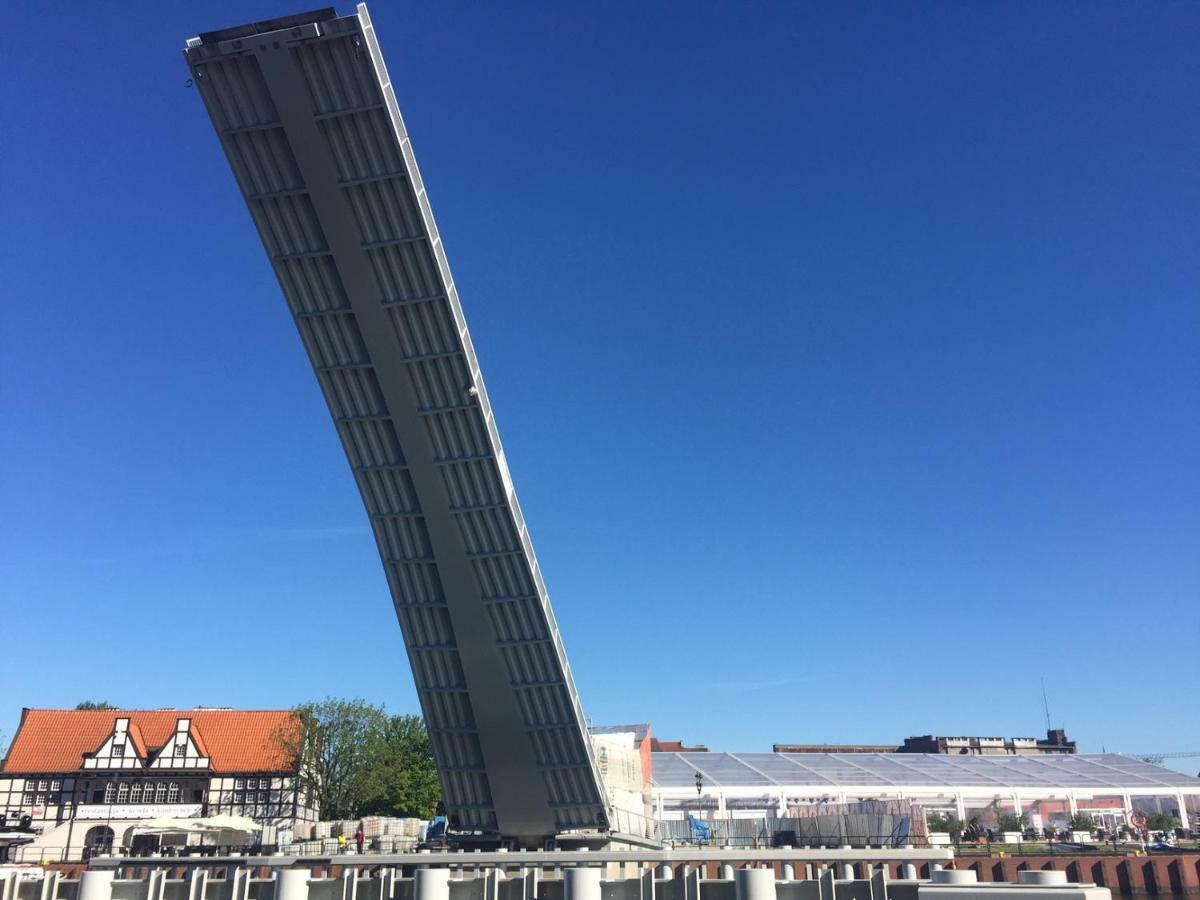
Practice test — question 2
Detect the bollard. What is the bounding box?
[657,865,672,881]
[564,868,601,900]
[902,864,917,880]
[1018,871,1068,886]
[276,869,312,900]
[840,864,853,881]
[79,871,116,900]
[781,864,794,882]
[415,869,451,900]
[931,871,977,885]
[734,867,775,900]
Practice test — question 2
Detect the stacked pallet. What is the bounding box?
[335,819,361,837]
[313,822,333,839]
[361,816,387,838]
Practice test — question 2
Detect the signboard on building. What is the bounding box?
[76,804,202,820]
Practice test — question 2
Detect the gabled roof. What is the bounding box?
[125,722,149,760]
[2,709,300,774]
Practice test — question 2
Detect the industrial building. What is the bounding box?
[773,730,1078,756]
[649,751,1200,832]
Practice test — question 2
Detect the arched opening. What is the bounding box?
[83,825,114,860]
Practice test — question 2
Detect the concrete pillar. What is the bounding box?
[564,868,601,900]
[818,869,834,900]
[640,867,656,900]
[804,865,813,881]
[522,867,539,900]
[840,864,853,881]
[780,864,794,882]
[869,867,887,900]
[734,868,775,900]
[902,864,917,880]
[656,865,672,881]
[1067,795,1078,817]
[79,871,116,900]
[277,870,312,900]
[1176,793,1189,830]
[954,794,966,821]
[718,793,727,817]
[38,871,61,900]
[186,868,209,900]
[719,865,733,881]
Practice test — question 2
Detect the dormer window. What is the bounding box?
[173,743,186,757]
[112,742,125,758]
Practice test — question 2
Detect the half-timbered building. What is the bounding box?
[0,708,316,861]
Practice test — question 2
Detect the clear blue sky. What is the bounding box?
[2,2,1197,773]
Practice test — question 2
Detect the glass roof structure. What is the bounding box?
[651,753,1200,792]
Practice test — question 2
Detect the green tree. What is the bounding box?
[75,701,118,710]
[1145,812,1180,832]
[926,812,952,833]
[1069,813,1096,831]
[273,698,388,821]
[997,813,1029,832]
[362,714,441,819]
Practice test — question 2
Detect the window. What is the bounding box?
[35,793,47,806]
[167,783,180,803]
[50,779,61,791]
[130,783,143,803]
[234,778,245,790]
[154,782,167,803]
[116,783,129,803]
[37,779,48,791]
[258,791,267,803]
[112,742,125,758]
[104,783,116,803]
[23,792,35,806]
[174,743,186,757]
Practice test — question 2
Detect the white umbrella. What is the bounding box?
[134,818,206,833]
[195,814,261,833]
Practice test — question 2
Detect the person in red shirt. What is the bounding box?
[354,827,365,854]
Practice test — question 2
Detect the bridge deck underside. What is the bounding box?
[185,4,608,843]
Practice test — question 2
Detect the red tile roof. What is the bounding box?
[2,709,300,774]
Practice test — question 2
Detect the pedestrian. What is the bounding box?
[337,833,347,854]
[354,827,365,855]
